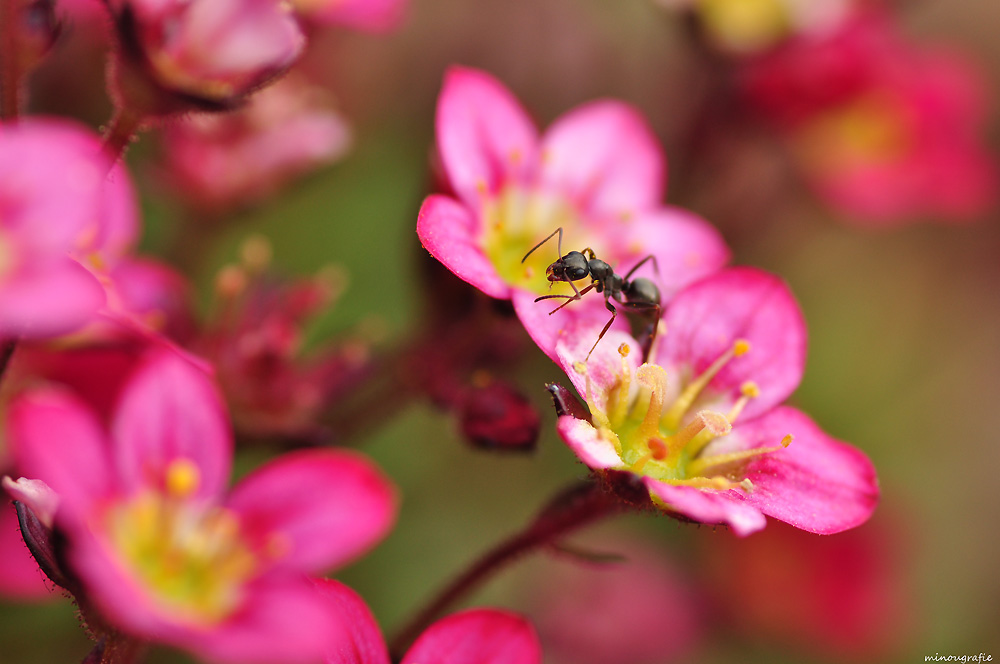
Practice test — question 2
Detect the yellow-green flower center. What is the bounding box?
[796,95,912,174]
[579,341,790,491]
[481,186,604,296]
[697,0,792,53]
[104,460,264,624]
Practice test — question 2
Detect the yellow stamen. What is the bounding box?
[165,459,201,498]
[687,434,792,476]
[665,410,731,457]
[656,476,752,491]
[662,339,750,431]
[726,380,760,424]
[607,344,633,428]
[635,364,669,445]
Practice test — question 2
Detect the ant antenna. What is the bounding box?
[521,227,564,264]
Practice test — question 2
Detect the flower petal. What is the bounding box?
[656,267,806,420]
[644,477,767,537]
[112,350,232,500]
[227,450,398,573]
[555,416,622,470]
[0,505,54,600]
[0,258,106,338]
[540,100,665,218]
[552,325,640,416]
[610,207,730,301]
[512,287,632,362]
[178,576,346,664]
[312,578,390,664]
[402,609,542,664]
[436,66,539,207]
[6,388,114,521]
[417,194,511,299]
[304,0,406,33]
[730,407,879,534]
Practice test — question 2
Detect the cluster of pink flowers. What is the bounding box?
[5,0,990,659]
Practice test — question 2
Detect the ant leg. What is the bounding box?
[585,298,618,361]
[623,254,659,281]
[581,247,597,260]
[521,227,563,264]
[536,284,596,314]
[622,301,661,362]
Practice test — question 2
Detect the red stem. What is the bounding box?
[101,108,145,165]
[388,480,622,658]
[0,0,22,120]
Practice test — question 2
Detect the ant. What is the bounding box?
[521,227,661,361]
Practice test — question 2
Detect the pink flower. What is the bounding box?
[194,242,368,439]
[0,119,114,338]
[417,66,729,359]
[163,74,352,212]
[551,267,878,536]
[7,350,398,663]
[743,10,997,224]
[700,514,913,659]
[0,500,52,599]
[521,530,703,664]
[292,0,407,33]
[107,0,305,112]
[314,578,543,664]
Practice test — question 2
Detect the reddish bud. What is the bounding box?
[458,381,540,452]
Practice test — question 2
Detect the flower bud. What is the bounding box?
[107,0,305,116]
[458,381,540,452]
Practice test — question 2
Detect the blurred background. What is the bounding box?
[2,0,1000,662]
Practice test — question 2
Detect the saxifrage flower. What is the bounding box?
[550,267,878,536]
[7,349,398,663]
[417,66,729,359]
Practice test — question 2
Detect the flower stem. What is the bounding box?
[388,479,622,658]
[101,108,145,165]
[0,0,22,120]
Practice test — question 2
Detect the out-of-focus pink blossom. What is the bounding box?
[107,0,305,113]
[522,532,703,664]
[550,267,878,536]
[0,119,113,338]
[7,350,398,663]
[315,578,543,664]
[163,74,352,212]
[743,10,997,224]
[417,66,729,360]
[195,240,369,439]
[700,514,913,660]
[293,0,407,33]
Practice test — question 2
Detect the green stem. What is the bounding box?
[388,480,622,658]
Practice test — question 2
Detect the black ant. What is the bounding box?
[521,227,661,361]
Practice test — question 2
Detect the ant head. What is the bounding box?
[546,251,589,283]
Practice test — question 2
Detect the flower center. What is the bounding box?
[580,341,791,492]
[105,459,259,624]
[697,0,791,53]
[481,186,602,296]
[796,95,912,174]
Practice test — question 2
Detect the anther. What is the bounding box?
[165,459,201,498]
[726,380,760,423]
